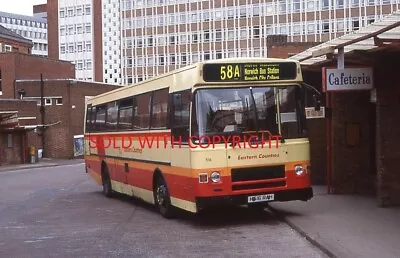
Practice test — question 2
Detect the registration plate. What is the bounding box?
[247,194,275,203]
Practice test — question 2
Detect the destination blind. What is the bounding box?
[202,62,298,82]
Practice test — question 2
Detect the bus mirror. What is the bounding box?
[313,95,321,111]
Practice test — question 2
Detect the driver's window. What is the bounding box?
[170,90,191,143]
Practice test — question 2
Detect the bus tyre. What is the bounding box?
[154,176,175,219]
[102,168,113,198]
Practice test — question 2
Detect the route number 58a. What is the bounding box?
[220,65,240,80]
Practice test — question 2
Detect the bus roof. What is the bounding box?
[87,57,302,106]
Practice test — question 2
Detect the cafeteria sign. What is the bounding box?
[323,67,373,92]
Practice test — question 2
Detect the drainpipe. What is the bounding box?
[13,79,16,99]
[22,132,26,163]
[40,74,45,158]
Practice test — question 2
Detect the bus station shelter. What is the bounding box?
[289,10,400,207]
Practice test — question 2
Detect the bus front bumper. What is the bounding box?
[195,187,313,210]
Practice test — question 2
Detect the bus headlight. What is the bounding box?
[210,172,221,183]
[295,165,304,176]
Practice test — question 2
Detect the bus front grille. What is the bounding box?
[231,165,285,182]
[232,180,286,191]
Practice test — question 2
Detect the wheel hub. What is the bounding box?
[156,185,167,206]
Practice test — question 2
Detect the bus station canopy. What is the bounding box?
[0,111,39,131]
[289,10,400,67]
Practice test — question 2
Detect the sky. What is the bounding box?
[0,0,47,16]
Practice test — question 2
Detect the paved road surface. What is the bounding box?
[0,164,327,258]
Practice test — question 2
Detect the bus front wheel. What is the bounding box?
[154,175,175,219]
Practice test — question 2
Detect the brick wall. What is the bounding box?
[331,91,375,195]
[15,80,120,159]
[0,37,31,54]
[0,132,23,165]
[266,35,321,58]
[0,99,39,118]
[375,56,400,206]
[47,0,59,60]
[93,1,103,82]
[0,52,75,99]
[0,99,40,165]
[33,4,47,14]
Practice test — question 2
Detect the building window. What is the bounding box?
[253,26,260,38]
[169,35,176,44]
[86,60,92,70]
[86,42,91,51]
[353,19,360,30]
[77,43,83,52]
[227,30,234,40]
[170,55,176,65]
[240,28,248,39]
[203,31,210,42]
[322,0,329,9]
[45,98,52,105]
[159,55,165,65]
[322,21,330,33]
[77,61,83,70]
[85,6,91,15]
[55,98,63,105]
[181,54,187,64]
[77,7,83,16]
[76,25,83,34]
[68,8,74,17]
[215,30,222,41]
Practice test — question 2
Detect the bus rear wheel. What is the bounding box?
[154,176,175,219]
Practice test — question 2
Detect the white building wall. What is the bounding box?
[102,0,122,84]
[121,0,400,84]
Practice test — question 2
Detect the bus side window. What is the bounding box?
[117,97,134,130]
[170,90,190,143]
[133,92,152,130]
[105,101,118,131]
[151,88,169,129]
[95,105,106,131]
[85,106,92,133]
